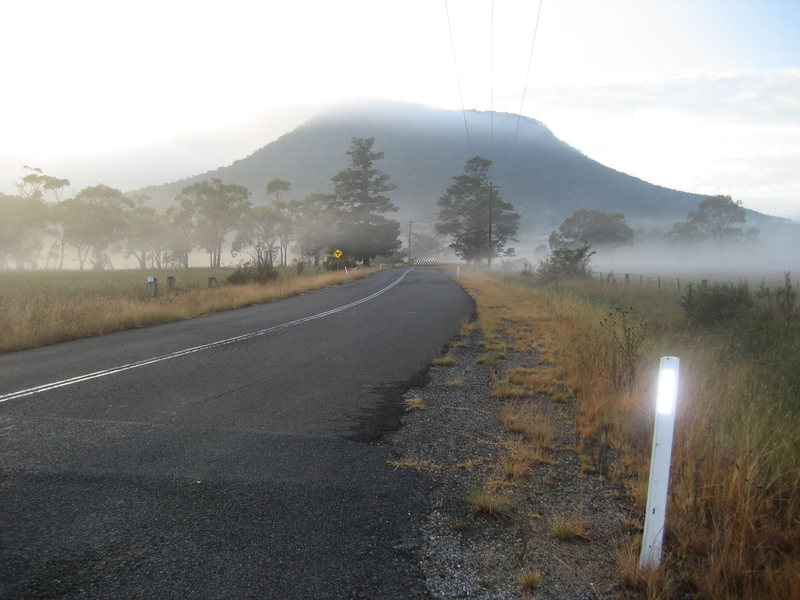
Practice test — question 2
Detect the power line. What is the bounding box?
[444,0,472,153]
[490,0,494,149]
[507,0,544,172]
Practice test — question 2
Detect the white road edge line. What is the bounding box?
[0,268,414,403]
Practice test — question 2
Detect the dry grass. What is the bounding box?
[518,569,543,590]
[388,459,441,472]
[499,402,554,452]
[551,510,588,542]
[468,481,514,520]
[491,378,527,399]
[0,266,377,353]
[431,354,456,367]
[460,271,800,600]
[500,439,550,479]
[403,396,426,411]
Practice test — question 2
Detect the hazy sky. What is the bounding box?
[1,0,798,218]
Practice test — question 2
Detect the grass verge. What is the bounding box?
[459,270,800,600]
[0,266,377,353]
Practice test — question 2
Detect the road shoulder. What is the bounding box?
[385,319,635,599]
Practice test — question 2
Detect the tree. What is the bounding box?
[537,243,596,281]
[407,232,443,263]
[61,184,133,270]
[548,209,634,250]
[232,204,280,269]
[122,198,170,269]
[688,195,748,242]
[17,166,71,269]
[292,193,332,266]
[666,220,703,245]
[175,179,251,268]
[327,137,401,266]
[436,156,519,265]
[164,206,193,268]
[266,178,291,203]
[266,179,294,266]
[0,192,49,269]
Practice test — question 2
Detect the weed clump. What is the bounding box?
[468,484,513,520]
[680,282,752,327]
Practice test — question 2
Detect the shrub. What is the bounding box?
[537,243,595,281]
[227,262,278,285]
[680,282,752,327]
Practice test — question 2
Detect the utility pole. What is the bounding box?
[407,220,413,265]
[488,181,500,270]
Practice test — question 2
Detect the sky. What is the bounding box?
[1,0,798,218]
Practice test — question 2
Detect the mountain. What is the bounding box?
[132,100,763,235]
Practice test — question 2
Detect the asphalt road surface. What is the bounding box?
[0,267,474,599]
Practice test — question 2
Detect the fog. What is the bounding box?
[510,220,800,286]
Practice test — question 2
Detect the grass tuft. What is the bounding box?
[431,354,456,367]
[403,396,426,411]
[467,483,513,520]
[518,569,543,590]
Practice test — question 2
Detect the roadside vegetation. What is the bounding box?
[459,268,800,599]
[0,266,375,353]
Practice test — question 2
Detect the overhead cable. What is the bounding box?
[506,0,544,173]
[444,0,472,153]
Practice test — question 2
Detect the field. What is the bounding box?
[459,270,800,599]
[0,266,376,353]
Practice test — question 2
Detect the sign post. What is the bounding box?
[639,356,680,569]
[332,249,343,271]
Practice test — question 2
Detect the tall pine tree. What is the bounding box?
[328,137,401,266]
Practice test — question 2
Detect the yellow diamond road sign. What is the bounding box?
[333,249,343,259]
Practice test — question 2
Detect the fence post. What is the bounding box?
[146,276,158,297]
[167,276,176,292]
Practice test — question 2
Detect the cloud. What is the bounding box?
[529,69,800,124]
[519,69,799,218]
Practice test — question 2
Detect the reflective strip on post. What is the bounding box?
[639,356,680,569]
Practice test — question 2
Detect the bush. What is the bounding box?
[680,283,752,328]
[537,243,595,281]
[227,262,279,285]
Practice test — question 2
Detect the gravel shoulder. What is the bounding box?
[384,321,636,599]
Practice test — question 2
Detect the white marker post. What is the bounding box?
[639,356,680,569]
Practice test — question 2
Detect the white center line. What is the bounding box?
[0,269,413,403]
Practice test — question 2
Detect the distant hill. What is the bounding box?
[132,100,770,235]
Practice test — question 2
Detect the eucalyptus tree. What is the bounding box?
[175,178,251,268]
[18,166,71,268]
[62,184,133,270]
[436,156,519,265]
[548,209,634,250]
[0,192,49,269]
[292,193,333,266]
[231,204,280,269]
[266,179,294,266]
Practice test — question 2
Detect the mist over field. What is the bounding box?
[588,237,800,283]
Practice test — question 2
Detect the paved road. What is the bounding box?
[0,267,474,599]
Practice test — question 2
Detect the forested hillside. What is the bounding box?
[133,101,720,233]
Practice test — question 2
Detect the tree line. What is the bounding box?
[1,138,522,272]
[1,134,753,272]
